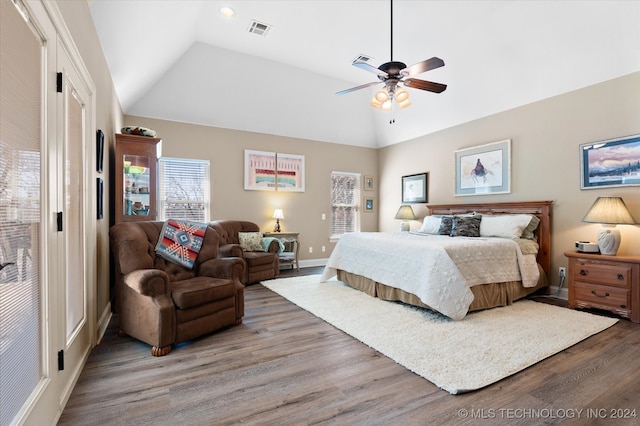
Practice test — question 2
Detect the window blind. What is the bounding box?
[330,172,360,238]
[158,157,210,222]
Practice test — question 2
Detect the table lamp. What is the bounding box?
[394,205,416,232]
[582,196,636,255]
[273,209,284,232]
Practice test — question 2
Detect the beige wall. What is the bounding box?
[56,1,123,325]
[379,72,640,286]
[123,116,379,262]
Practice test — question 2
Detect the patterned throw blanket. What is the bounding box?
[155,219,208,269]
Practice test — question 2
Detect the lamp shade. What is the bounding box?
[582,197,636,225]
[394,205,416,220]
[272,209,284,220]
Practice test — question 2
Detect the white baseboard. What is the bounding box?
[96,303,112,345]
[547,286,568,300]
[298,258,328,268]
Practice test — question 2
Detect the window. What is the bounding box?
[158,158,210,221]
[330,171,361,239]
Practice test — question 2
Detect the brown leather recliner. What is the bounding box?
[109,221,245,356]
[209,220,279,284]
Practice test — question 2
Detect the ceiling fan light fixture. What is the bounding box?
[398,99,411,109]
[381,100,392,111]
[395,88,409,102]
[374,89,389,102]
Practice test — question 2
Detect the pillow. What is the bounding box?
[521,215,541,240]
[450,215,482,237]
[238,232,264,252]
[479,214,533,239]
[419,216,442,234]
[437,216,454,236]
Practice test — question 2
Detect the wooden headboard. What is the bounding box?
[427,201,553,277]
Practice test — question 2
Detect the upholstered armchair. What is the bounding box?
[109,221,245,356]
[209,220,280,284]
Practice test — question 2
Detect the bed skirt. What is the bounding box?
[337,265,549,314]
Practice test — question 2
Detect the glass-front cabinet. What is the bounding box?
[114,133,162,223]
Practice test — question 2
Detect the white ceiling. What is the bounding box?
[89,0,640,148]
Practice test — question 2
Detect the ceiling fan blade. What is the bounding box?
[353,61,388,78]
[403,78,447,93]
[336,81,381,96]
[403,57,445,76]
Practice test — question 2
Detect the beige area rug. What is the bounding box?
[262,275,618,394]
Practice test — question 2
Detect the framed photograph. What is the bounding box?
[97,178,104,219]
[455,139,511,196]
[402,173,428,203]
[580,134,640,189]
[244,150,276,191]
[364,175,375,191]
[96,129,104,173]
[364,197,375,212]
[276,153,305,192]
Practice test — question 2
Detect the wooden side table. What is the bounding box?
[264,232,300,271]
[565,251,640,323]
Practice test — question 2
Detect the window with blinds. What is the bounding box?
[330,171,361,239]
[158,157,210,222]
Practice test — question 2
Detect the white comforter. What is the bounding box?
[320,232,540,320]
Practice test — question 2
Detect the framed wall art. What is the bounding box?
[276,153,305,192]
[580,134,640,189]
[401,173,428,203]
[455,139,511,196]
[244,150,277,191]
[364,175,375,191]
[96,129,104,173]
[364,197,375,212]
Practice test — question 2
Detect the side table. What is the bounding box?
[264,232,300,271]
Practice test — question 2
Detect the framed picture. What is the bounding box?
[580,134,640,189]
[364,197,374,212]
[364,175,375,191]
[244,150,276,191]
[402,173,428,203]
[97,178,104,219]
[276,153,305,192]
[96,129,104,173]
[455,139,511,196]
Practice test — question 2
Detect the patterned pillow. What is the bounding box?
[437,216,454,235]
[121,126,157,137]
[238,232,264,252]
[450,215,482,237]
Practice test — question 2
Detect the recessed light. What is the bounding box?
[219,6,235,18]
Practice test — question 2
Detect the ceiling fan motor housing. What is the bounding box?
[378,61,407,78]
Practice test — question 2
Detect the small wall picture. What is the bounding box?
[402,173,428,203]
[580,134,640,189]
[364,197,374,212]
[364,175,375,191]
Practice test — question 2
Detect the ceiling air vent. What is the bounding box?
[248,20,273,37]
[352,54,373,64]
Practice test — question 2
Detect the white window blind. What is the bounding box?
[330,171,361,238]
[158,157,210,222]
[0,1,43,423]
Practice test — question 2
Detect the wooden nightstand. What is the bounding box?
[565,251,640,323]
[264,232,300,271]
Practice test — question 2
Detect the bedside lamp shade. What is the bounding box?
[394,205,416,232]
[582,196,636,255]
[272,209,284,232]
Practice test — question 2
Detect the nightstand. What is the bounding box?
[565,251,640,323]
[264,232,300,271]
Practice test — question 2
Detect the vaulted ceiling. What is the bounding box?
[89,1,640,148]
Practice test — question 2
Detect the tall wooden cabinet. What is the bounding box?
[114,133,162,224]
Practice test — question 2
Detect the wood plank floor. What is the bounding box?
[59,268,640,425]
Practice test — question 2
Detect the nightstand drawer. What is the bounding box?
[573,262,631,288]
[574,282,630,310]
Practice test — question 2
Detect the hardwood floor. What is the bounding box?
[59,268,640,425]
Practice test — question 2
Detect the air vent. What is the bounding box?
[248,20,273,37]
[352,54,373,64]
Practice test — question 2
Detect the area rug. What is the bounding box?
[262,275,618,394]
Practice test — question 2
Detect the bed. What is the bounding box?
[320,201,552,320]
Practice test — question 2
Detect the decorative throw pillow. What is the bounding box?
[521,215,541,240]
[479,214,533,239]
[419,216,442,234]
[155,219,208,269]
[238,232,264,252]
[450,215,482,237]
[437,216,454,236]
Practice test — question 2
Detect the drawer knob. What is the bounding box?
[591,290,610,298]
[617,273,624,280]
[579,269,588,276]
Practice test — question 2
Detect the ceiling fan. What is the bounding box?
[337,0,447,116]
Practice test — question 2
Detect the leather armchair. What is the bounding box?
[109,221,245,356]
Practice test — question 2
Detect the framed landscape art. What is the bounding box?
[455,139,511,196]
[580,134,640,189]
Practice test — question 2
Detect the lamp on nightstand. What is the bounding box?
[582,196,637,255]
[272,209,284,232]
[394,205,416,232]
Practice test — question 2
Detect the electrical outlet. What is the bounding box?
[322,245,326,252]
[321,213,326,220]
[559,267,566,277]
[308,247,313,254]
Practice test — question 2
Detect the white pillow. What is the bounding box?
[419,216,442,234]
[480,214,533,239]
